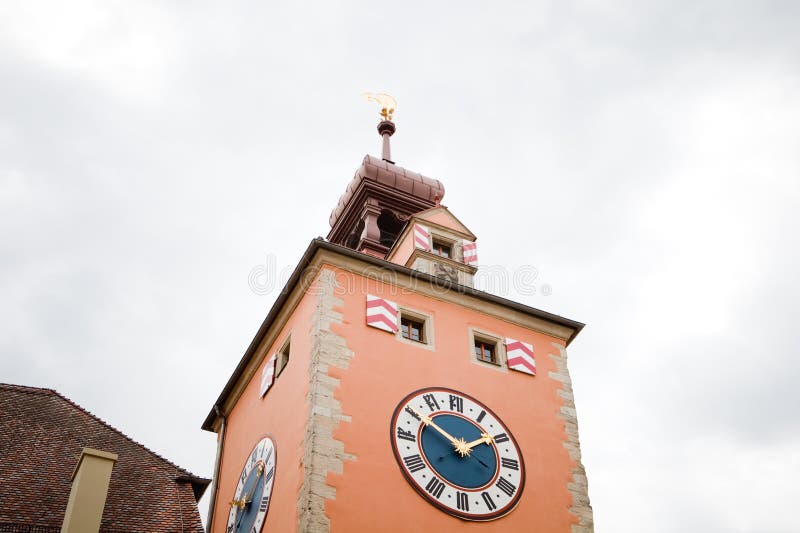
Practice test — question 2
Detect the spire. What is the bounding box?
[363,92,398,163]
[377,120,396,163]
[327,94,444,258]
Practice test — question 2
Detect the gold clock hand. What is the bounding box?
[409,406,471,456]
[244,463,264,504]
[464,432,494,451]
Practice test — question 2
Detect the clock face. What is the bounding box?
[226,436,276,533]
[390,387,525,521]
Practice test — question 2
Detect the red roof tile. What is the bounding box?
[0,383,209,532]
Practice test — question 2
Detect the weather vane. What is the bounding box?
[363,92,397,122]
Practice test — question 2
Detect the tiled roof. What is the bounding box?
[328,155,446,227]
[0,383,209,532]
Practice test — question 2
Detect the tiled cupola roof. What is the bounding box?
[328,155,445,228]
[0,383,209,532]
[327,155,446,257]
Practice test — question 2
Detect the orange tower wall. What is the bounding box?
[210,288,316,533]
[211,264,578,532]
[324,267,575,532]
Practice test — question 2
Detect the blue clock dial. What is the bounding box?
[234,467,264,532]
[391,387,525,521]
[227,436,276,533]
[420,414,497,488]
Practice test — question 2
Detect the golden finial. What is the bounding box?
[363,92,397,121]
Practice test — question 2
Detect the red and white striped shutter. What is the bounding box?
[505,338,536,376]
[413,224,431,251]
[462,241,478,265]
[365,294,399,333]
[260,353,277,397]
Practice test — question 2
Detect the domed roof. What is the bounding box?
[329,155,445,227]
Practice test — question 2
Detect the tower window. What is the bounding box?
[432,239,452,258]
[401,316,425,343]
[396,308,435,350]
[474,339,497,364]
[470,329,504,369]
[276,338,291,377]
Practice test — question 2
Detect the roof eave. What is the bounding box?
[201,238,585,431]
[201,240,320,431]
[175,474,212,501]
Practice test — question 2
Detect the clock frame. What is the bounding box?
[226,436,277,533]
[390,387,525,521]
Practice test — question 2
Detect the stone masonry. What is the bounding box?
[298,270,355,532]
[549,343,594,533]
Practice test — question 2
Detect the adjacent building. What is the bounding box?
[0,383,209,532]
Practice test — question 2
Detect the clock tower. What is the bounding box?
[202,101,594,532]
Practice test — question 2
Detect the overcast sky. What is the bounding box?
[2,2,798,531]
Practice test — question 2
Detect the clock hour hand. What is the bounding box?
[409,406,471,457]
[464,432,494,451]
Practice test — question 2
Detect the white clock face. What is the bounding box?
[226,436,276,533]
[391,387,525,521]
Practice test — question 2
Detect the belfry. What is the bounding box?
[202,96,593,532]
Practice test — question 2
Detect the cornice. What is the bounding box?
[201,239,584,432]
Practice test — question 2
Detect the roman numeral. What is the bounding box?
[402,454,426,473]
[424,477,445,499]
[501,457,519,470]
[448,394,463,413]
[264,466,274,485]
[240,471,247,485]
[496,477,517,497]
[259,496,269,512]
[423,394,440,411]
[481,491,497,510]
[250,448,258,465]
[396,427,416,442]
[263,448,273,464]
[494,432,509,444]
[405,406,421,421]
[250,527,257,533]
[476,410,486,423]
[456,491,469,512]
[226,525,233,533]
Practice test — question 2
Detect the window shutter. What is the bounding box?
[260,353,277,397]
[505,338,536,376]
[462,241,478,265]
[413,224,431,251]
[366,294,399,333]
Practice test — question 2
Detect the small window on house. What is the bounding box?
[474,338,498,364]
[432,239,452,258]
[276,338,291,377]
[401,315,425,343]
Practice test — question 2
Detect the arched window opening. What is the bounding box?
[345,220,364,249]
[377,210,403,248]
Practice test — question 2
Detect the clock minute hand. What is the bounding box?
[409,406,470,457]
[409,406,458,444]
